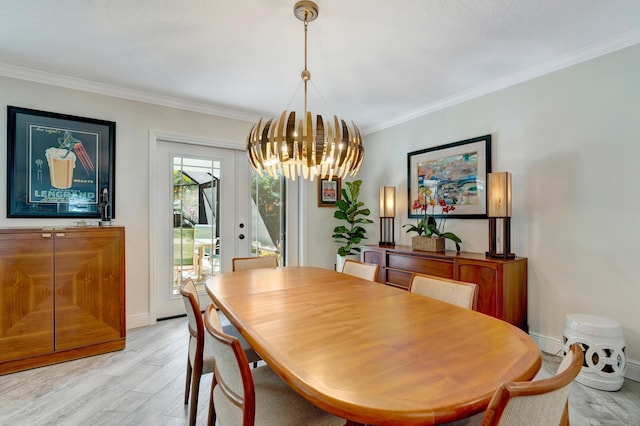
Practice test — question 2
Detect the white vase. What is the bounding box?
[336,254,359,272]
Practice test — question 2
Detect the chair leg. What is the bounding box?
[208,375,217,426]
[184,358,192,405]
[560,401,570,426]
[188,365,202,426]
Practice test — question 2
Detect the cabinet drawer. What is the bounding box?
[385,268,412,289]
[363,250,383,266]
[386,253,453,278]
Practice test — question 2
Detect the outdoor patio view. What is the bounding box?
[172,155,285,295]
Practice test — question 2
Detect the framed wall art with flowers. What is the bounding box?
[407,135,491,220]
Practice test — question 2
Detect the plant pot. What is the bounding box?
[411,236,445,252]
[336,254,359,272]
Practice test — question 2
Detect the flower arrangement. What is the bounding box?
[403,189,462,251]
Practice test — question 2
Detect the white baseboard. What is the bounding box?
[126,313,154,330]
[530,331,640,383]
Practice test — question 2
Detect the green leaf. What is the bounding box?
[334,211,348,220]
[338,247,350,256]
[441,232,462,243]
[333,225,349,233]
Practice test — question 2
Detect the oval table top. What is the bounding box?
[206,266,541,425]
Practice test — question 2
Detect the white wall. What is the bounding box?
[0,76,251,327]
[307,44,640,379]
[3,42,639,379]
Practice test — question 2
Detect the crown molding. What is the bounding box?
[0,63,261,123]
[364,28,640,135]
[2,27,639,136]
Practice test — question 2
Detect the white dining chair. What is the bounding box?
[482,343,583,425]
[341,259,379,282]
[409,273,478,310]
[203,304,344,426]
[232,255,278,271]
[180,279,261,426]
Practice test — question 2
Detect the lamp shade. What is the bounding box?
[487,172,512,218]
[379,186,396,218]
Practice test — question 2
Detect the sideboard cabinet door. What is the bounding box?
[455,257,527,329]
[0,231,54,363]
[54,228,125,351]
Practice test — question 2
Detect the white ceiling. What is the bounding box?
[1,0,640,134]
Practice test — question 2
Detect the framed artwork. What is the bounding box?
[317,177,341,207]
[407,135,491,219]
[7,106,116,218]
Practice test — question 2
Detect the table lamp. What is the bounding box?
[487,172,515,259]
[379,186,395,247]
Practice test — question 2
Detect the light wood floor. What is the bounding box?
[1,317,638,425]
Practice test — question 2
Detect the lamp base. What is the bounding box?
[486,251,516,259]
[487,217,516,259]
[379,217,395,250]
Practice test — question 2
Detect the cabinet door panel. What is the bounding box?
[0,232,54,362]
[54,229,124,351]
[457,263,498,318]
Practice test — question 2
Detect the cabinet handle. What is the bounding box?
[42,233,52,238]
[56,233,66,238]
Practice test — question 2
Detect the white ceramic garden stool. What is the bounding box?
[563,313,626,391]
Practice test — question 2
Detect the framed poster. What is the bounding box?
[317,177,341,207]
[407,135,491,219]
[7,106,116,218]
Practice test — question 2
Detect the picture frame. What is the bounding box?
[7,106,116,218]
[407,135,491,219]
[317,177,341,207]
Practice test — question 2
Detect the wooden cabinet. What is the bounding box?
[362,245,528,331]
[0,227,126,375]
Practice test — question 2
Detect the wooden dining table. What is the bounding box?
[206,266,541,425]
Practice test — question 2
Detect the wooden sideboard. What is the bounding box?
[361,245,528,330]
[0,227,126,375]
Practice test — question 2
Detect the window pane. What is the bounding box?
[172,156,220,295]
[251,173,286,265]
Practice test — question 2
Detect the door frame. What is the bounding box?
[148,130,247,323]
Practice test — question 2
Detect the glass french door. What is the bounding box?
[154,140,246,319]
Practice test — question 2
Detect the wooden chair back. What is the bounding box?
[232,255,278,272]
[180,278,203,360]
[482,343,584,426]
[180,278,214,426]
[341,259,379,282]
[409,273,478,310]
[204,304,255,425]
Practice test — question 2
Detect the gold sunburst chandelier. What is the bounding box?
[246,1,364,181]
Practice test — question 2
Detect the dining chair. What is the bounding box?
[232,255,278,271]
[409,273,479,310]
[180,279,261,426]
[341,259,379,282]
[481,343,584,425]
[203,304,344,426]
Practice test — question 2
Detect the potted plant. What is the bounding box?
[332,179,374,270]
[404,192,462,252]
